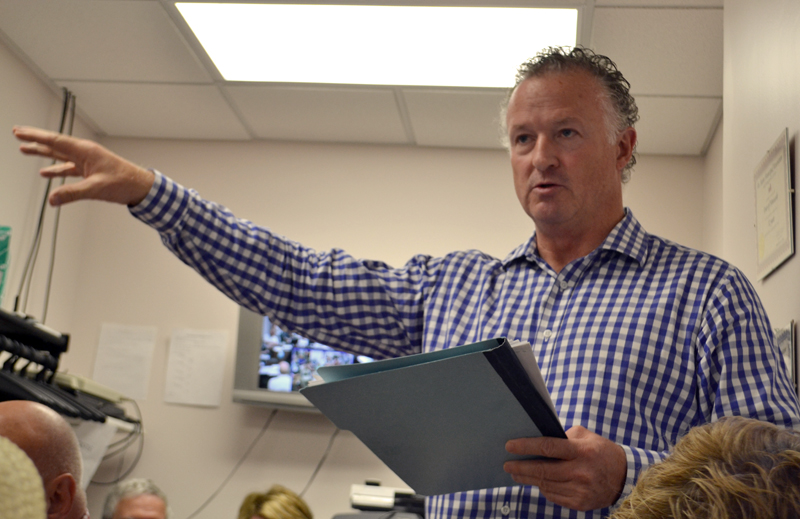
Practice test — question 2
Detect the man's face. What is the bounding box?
[506,68,634,236]
[112,494,167,519]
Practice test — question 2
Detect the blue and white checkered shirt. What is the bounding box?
[132,172,800,519]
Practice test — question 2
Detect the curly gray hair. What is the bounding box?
[102,478,170,519]
[501,46,639,182]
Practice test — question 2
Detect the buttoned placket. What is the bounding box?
[535,274,572,348]
[492,487,518,518]
[533,256,595,384]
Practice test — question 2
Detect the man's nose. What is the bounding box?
[531,137,559,172]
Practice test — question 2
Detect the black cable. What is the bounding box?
[184,408,279,519]
[114,446,127,482]
[100,423,140,459]
[14,89,70,313]
[42,92,76,324]
[91,399,145,485]
[104,425,139,452]
[14,88,72,314]
[16,177,51,313]
[91,406,143,484]
[299,426,340,498]
[99,429,140,462]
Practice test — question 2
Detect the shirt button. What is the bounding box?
[500,503,511,515]
[560,280,568,290]
[543,329,553,340]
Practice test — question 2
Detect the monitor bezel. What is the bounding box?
[233,307,320,411]
[233,307,370,412]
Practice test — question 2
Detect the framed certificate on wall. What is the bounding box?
[774,321,797,396]
[755,128,794,279]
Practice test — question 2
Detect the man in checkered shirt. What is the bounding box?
[14,47,800,518]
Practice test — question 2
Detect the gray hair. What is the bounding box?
[500,46,639,182]
[102,478,170,519]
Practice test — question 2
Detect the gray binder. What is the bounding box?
[300,337,565,496]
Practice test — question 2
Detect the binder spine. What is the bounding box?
[484,342,566,439]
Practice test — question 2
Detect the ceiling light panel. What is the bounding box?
[176,3,577,87]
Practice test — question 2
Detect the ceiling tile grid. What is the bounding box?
[635,96,722,155]
[0,0,211,83]
[590,4,723,156]
[0,0,724,156]
[402,89,509,149]
[590,6,723,96]
[57,81,251,140]
[224,84,409,144]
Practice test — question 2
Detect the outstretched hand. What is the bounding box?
[504,425,627,512]
[13,126,155,207]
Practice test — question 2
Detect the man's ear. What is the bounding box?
[615,127,637,172]
[46,473,76,519]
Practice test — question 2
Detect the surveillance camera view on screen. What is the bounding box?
[259,316,373,392]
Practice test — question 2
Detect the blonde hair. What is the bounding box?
[611,416,800,519]
[238,485,312,519]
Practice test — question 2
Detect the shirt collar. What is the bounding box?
[502,208,650,268]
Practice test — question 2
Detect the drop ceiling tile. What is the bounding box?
[634,96,721,155]
[57,81,250,140]
[224,85,408,144]
[595,0,722,6]
[0,0,210,83]
[403,89,508,149]
[591,7,722,97]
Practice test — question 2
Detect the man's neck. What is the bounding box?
[535,211,625,273]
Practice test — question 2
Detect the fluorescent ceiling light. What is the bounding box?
[176,3,577,88]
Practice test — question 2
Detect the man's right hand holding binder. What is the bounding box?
[504,425,627,512]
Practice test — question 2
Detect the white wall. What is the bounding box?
[0,35,716,519]
[723,0,800,353]
[623,153,706,252]
[0,38,94,329]
[702,117,724,259]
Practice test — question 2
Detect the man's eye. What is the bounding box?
[515,135,531,145]
[560,129,575,138]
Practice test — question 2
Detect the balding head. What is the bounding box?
[0,400,87,519]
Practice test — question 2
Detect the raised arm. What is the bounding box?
[13,126,154,207]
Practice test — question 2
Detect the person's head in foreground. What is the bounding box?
[0,400,88,519]
[238,484,312,519]
[0,434,47,519]
[102,478,170,519]
[610,415,800,519]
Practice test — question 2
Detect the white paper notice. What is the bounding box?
[164,329,228,407]
[92,323,157,400]
[72,419,117,490]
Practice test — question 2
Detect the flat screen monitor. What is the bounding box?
[233,307,373,411]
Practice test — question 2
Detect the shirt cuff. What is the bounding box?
[128,170,192,235]
[611,444,666,509]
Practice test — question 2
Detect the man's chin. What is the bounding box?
[527,202,570,225]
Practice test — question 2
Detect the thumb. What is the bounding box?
[48,177,102,206]
[48,169,154,206]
